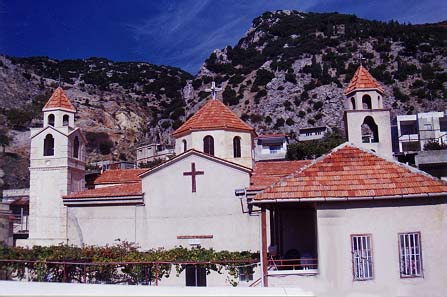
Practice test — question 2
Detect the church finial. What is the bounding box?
[205,81,222,100]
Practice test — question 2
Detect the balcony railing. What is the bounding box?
[12,214,29,233]
[268,258,318,274]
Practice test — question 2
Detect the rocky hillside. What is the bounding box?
[0,56,192,158]
[1,11,447,188]
[189,11,447,138]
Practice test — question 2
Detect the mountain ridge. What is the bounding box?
[1,10,447,189]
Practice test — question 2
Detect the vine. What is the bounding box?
[0,242,259,286]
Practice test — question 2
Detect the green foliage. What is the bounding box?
[286,129,345,160]
[0,243,258,285]
[138,158,166,169]
[253,69,274,87]
[393,87,410,102]
[423,140,447,151]
[222,87,239,106]
[286,118,295,126]
[313,101,323,110]
[285,72,297,84]
[274,118,285,128]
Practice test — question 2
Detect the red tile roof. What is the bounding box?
[345,66,385,95]
[249,160,311,191]
[94,169,148,185]
[255,144,447,201]
[42,87,76,112]
[64,182,142,199]
[172,99,254,137]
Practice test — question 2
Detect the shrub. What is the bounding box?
[313,101,323,110]
[286,118,295,126]
[253,69,274,87]
[222,87,239,106]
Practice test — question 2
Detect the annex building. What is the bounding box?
[18,66,447,296]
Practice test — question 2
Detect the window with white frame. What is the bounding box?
[351,234,374,280]
[399,232,423,278]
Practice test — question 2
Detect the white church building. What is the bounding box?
[18,67,447,296]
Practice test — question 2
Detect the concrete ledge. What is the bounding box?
[0,281,314,296]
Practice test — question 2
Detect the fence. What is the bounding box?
[0,259,259,286]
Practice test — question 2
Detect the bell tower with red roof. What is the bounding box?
[19,88,86,247]
[344,65,393,158]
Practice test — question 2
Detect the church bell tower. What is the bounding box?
[344,66,393,158]
[19,88,86,246]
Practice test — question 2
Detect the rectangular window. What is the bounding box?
[185,265,207,286]
[399,232,423,278]
[351,234,374,280]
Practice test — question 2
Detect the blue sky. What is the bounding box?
[0,0,446,74]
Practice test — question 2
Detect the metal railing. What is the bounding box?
[0,259,259,286]
[268,258,318,271]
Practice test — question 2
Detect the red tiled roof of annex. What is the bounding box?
[94,169,148,185]
[173,99,254,137]
[249,160,311,191]
[255,145,447,201]
[345,65,385,95]
[42,87,76,111]
[64,183,142,199]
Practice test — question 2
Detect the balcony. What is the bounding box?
[268,257,318,275]
[12,214,29,234]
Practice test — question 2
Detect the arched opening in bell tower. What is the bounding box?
[362,95,372,110]
[361,116,379,143]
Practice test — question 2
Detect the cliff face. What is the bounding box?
[1,11,447,189]
[189,11,447,138]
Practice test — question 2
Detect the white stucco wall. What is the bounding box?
[18,125,85,247]
[67,153,259,252]
[175,130,253,169]
[345,110,393,158]
[267,200,447,297]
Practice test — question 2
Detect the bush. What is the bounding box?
[0,243,257,285]
[393,87,410,102]
[286,118,295,126]
[424,140,447,151]
[222,87,239,106]
[286,129,345,160]
[253,69,274,87]
[285,73,297,84]
[313,101,323,110]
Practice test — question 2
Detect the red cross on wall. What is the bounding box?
[183,162,204,193]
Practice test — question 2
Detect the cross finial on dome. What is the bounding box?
[205,81,222,100]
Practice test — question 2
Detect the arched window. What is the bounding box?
[43,134,54,156]
[351,97,356,110]
[361,116,379,143]
[362,95,372,110]
[73,136,80,158]
[233,136,241,158]
[182,139,187,152]
[48,114,55,126]
[63,115,69,126]
[203,135,214,156]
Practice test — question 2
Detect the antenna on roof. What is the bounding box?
[205,81,222,100]
[57,72,62,87]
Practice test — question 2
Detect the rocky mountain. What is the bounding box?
[1,11,447,189]
[190,11,447,137]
